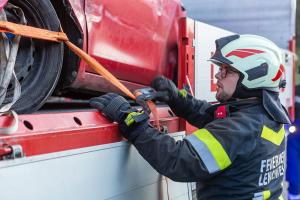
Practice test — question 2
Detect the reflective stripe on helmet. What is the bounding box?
[272,64,285,82]
[186,129,231,173]
[226,48,265,58]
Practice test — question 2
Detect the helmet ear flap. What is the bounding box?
[232,74,243,98]
[232,73,263,99]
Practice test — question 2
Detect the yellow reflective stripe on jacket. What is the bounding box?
[261,125,285,146]
[194,129,231,170]
[178,89,188,98]
[124,112,142,126]
[278,195,283,200]
[263,190,271,199]
[253,190,271,200]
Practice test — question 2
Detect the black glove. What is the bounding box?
[150,76,179,103]
[89,93,131,123]
[90,93,149,141]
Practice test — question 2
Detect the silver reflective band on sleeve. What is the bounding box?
[253,192,263,200]
[253,190,271,200]
[186,134,221,174]
[295,96,300,104]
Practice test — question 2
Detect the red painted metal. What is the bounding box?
[178,18,196,134]
[71,72,145,95]
[81,0,185,88]
[289,37,296,121]
[0,1,182,158]
[57,0,186,96]
[210,53,217,92]
[0,145,12,158]
[178,18,195,93]
[0,107,179,157]
[0,0,7,10]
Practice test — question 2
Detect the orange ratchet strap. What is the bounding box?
[0,21,161,128]
[0,21,68,42]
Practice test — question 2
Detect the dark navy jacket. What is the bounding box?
[123,94,286,200]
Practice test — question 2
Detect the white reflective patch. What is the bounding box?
[252,192,263,200]
[295,96,300,104]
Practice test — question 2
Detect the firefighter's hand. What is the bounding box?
[90,93,149,141]
[89,93,131,123]
[151,76,179,103]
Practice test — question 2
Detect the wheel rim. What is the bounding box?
[3,1,62,111]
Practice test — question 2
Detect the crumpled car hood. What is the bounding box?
[0,0,7,11]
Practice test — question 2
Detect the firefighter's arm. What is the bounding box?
[121,111,259,182]
[89,92,216,181]
[121,122,214,182]
[168,93,212,128]
[151,76,212,128]
[89,93,256,182]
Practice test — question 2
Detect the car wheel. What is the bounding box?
[4,0,63,113]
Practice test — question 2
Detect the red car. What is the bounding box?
[0,0,6,10]
[1,0,185,113]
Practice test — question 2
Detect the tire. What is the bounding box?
[4,0,63,113]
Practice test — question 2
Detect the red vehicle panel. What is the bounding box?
[0,0,7,10]
[70,0,185,93]
[0,0,185,113]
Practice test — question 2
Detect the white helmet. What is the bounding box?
[209,34,285,92]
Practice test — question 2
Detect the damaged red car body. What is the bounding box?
[0,0,7,10]
[1,0,185,113]
[59,0,184,92]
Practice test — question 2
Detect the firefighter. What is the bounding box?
[90,34,291,199]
